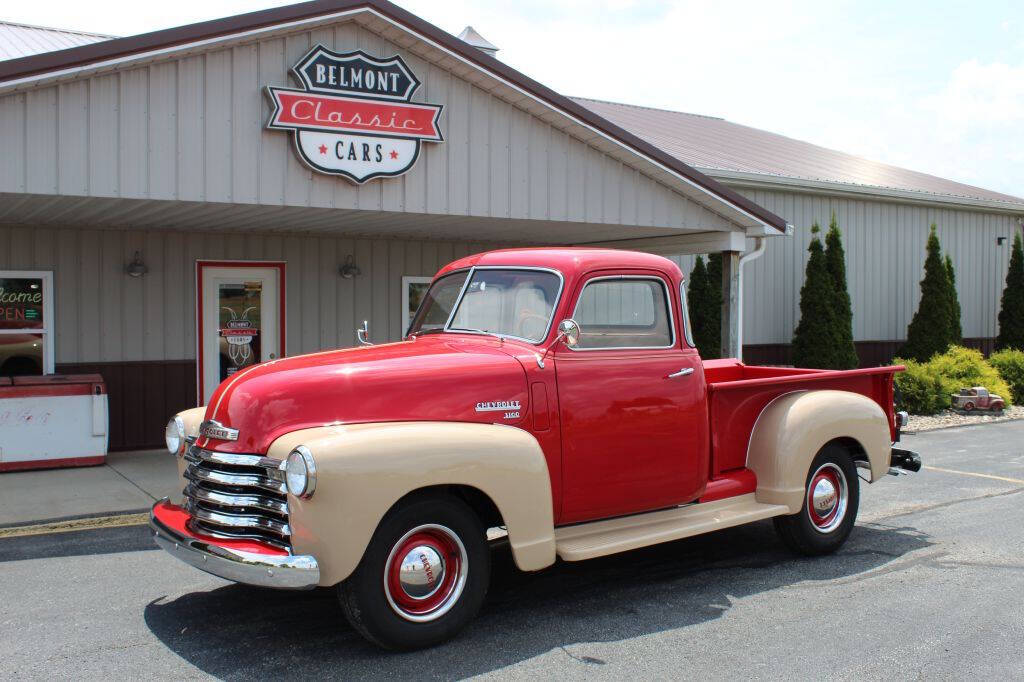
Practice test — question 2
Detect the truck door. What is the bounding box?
[554,272,708,524]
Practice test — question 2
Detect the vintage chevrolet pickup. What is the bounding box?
[151,248,920,649]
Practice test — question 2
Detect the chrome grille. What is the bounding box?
[182,444,291,550]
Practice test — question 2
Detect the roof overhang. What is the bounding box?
[0,0,790,237]
[704,168,1024,215]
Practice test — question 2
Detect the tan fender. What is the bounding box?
[746,390,891,513]
[171,406,208,499]
[266,422,556,586]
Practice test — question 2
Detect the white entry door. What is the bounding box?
[198,263,284,405]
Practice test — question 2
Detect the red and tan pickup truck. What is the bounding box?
[152,248,920,649]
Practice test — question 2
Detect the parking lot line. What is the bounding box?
[924,465,1024,485]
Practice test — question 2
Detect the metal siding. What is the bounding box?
[25,86,57,194]
[0,20,725,231]
[721,188,1018,346]
[0,223,502,364]
[57,81,88,196]
[0,92,25,192]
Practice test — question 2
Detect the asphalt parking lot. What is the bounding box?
[1,421,1022,680]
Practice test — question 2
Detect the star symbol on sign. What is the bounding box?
[318,144,327,155]
[389,150,399,159]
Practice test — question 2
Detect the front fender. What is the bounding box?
[267,422,556,586]
[746,390,891,513]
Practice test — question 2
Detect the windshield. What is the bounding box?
[407,268,562,343]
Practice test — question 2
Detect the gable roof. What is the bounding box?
[0,0,788,234]
[574,97,1024,210]
[0,20,112,61]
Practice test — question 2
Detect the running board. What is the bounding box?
[554,494,790,561]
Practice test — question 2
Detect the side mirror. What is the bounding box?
[537,318,581,368]
[557,318,581,348]
[356,320,373,346]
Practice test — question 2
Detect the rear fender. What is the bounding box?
[746,390,891,513]
[267,422,556,586]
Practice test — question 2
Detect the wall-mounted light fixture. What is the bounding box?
[997,237,1007,246]
[125,251,149,278]
[339,254,361,279]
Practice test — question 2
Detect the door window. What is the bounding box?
[0,271,54,375]
[572,277,674,349]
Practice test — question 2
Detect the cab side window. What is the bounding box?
[572,277,674,349]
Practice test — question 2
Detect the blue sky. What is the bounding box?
[8,0,1023,197]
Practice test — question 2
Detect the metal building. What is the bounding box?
[0,1,1020,451]
[578,98,1024,364]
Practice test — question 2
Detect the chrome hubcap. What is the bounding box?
[383,524,469,623]
[812,478,838,517]
[807,462,848,533]
[398,545,446,600]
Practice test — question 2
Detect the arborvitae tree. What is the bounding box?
[687,256,718,358]
[996,232,1024,350]
[944,254,962,344]
[792,223,841,368]
[824,213,859,368]
[902,224,953,362]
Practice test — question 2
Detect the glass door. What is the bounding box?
[197,262,284,405]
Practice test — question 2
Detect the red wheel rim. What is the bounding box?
[806,463,848,533]
[383,524,468,622]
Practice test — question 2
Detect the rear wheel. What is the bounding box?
[774,444,859,556]
[338,494,490,650]
[962,401,976,412]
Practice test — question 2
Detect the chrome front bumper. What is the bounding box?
[150,502,320,590]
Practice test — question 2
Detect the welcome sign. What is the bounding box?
[266,46,444,183]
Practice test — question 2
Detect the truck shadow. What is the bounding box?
[143,521,931,679]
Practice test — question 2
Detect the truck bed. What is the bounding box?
[703,359,902,478]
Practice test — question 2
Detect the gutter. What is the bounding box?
[736,237,767,362]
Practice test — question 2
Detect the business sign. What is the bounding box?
[266,46,444,183]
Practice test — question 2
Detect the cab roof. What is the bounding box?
[437,248,684,283]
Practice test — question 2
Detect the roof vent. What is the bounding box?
[457,26,499,58]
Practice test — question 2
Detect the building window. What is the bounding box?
[402,276,434,337]
[0,271,54,376]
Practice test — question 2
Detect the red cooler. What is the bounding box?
[0,374,108,472]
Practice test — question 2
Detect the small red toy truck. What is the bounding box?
[951,387,1005,413]
[152,248,920,649]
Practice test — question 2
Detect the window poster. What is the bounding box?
[218,281,263,381]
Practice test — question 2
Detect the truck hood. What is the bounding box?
[198,335,529,454]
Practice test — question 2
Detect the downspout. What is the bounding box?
[736,237,766,362]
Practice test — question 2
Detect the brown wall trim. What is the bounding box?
[56,360,196,452]
[743,337,997,368]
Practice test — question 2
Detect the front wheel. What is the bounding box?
[338,494,490,650]
[773,444,860,556]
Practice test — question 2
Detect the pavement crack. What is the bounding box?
[105,462,158,502]
[560,646,607,665]
[868,486,1024,521]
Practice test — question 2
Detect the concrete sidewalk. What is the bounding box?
[0,451,179,527]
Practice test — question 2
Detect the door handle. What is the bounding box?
[667,367,694,379]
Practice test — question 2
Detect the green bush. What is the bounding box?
[894,346,1013,415]
[894,359,947,415]
[990,348,1024,404]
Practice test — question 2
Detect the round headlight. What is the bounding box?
[165,416,185,455]
[286,446,317,499]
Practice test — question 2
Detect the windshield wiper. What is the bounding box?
[409,327,446,337]
[448,327,502,339]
